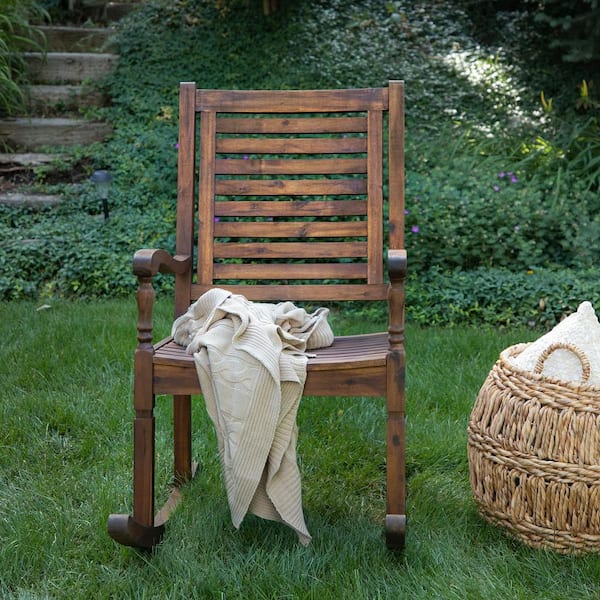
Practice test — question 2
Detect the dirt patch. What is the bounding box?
[0,157,93,193]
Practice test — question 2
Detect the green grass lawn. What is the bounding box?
[2,298,599,598]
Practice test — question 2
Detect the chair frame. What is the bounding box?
[108,80,407,550]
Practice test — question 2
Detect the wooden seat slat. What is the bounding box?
[154,333,388,371]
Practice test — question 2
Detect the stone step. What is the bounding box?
[0,152,65,167]
[104,1,141,21]
[27,84,107,110]
[36,25,116,53]
[0,118,112,151]
[0,192,63,207]
[76,1,141,23]
[24,52,118,84]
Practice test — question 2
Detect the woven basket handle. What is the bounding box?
[534,342,591,383]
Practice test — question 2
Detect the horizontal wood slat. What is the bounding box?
[215,178,366,196]
[216,137,367,155]
[155,333,387,368]
[307,332,388,367]
[153,358,386,397]
[190,283,389,301]
[215,158,367,175]
[213,262,367,280]
[302,367,386,397]
[214,220,367,238]
[216,116,368,134]
[214,200,368,217]
[197,87,388,113]
[214,241,367,258]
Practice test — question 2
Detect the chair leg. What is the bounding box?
[108,346,165,549]
[385,350,406,550]
[173,395,192,483]
[108,393,200,549]
[107,403,166,549]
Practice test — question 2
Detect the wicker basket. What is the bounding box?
[468,341,600,553]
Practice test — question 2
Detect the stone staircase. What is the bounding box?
[0,2,140,206]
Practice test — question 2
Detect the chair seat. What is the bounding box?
[153,332,389,397]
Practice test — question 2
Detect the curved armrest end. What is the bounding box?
[387,249,407,282]
[133,249,192,278]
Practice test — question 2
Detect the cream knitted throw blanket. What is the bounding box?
[172,288,334,545]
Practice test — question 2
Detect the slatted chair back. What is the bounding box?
[174,81,405,315]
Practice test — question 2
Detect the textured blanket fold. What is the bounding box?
[172,288,334,545]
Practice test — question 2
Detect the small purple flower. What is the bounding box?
[493,185,500,192]
[405,209,410,215]
[243,154,249,160]
[214,217,220,223]
[498,170,517,183]
[514,224,520,232]
[411,225,420,234]
[174,143,179,149]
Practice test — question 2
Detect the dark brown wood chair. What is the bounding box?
[108,80,407,550]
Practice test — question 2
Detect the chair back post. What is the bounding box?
[174,82,196,318]
[387,80,406,351]
[388,79,405,250]
[385,82,407,543]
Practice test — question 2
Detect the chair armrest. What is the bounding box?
[387,249,407,282]
[132,250,192,355]
[387,249,407,349]
[133,249,192,278]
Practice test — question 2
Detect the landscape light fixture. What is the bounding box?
[90,169,112,220]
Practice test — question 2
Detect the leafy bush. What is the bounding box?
[4,190,599,329]
[532,0,600,64]
[0,0,47,117]
[546,113,600,192]
[457,0,600,64]
[406,266,600,328]
[443,75,600,239]
[404,149,600,272]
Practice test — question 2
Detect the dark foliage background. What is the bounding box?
[1,0,599,326]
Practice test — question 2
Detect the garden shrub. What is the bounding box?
[406,266,600,328]
[0,0,48,118]
[458,0,600,64]
[404,153,600,272]
[532,0,600,64]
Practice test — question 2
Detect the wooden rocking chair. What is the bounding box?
[108,80,407,550]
